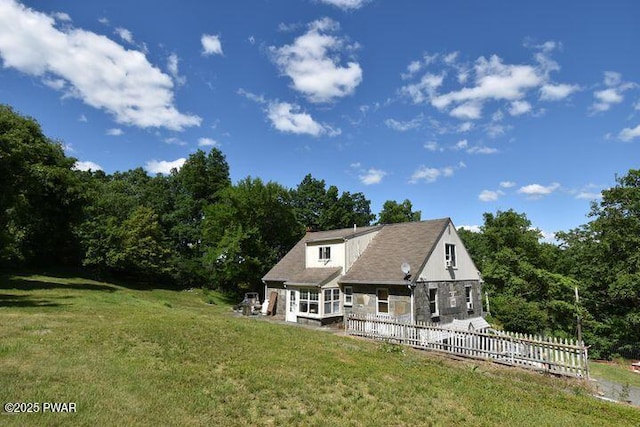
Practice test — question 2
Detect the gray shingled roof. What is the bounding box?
[262,225,382,285]
[285,267,342,286]
[340,218,450,285]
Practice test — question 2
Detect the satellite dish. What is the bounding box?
[401,262,411,275]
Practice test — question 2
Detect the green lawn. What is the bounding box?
[1,272,638,426]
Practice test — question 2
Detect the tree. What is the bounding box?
[557,169,640,358]
[291,174,329,230]
[377,199,421,224]
[165,149,231,286]
[0,105,83,266]
[459,210,578,336]
[291,174,375,231]
[113,206,171,278]
[176,148,230,204]
[202,177,303,294]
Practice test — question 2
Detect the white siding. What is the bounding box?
[418,222,479,281]
[304,230,379,274]
[305,240,346,272]
[345,230,380,272]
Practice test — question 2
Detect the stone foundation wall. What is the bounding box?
[414,280,482,324]
[345,284,411,321]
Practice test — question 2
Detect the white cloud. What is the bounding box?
[478,190,503,202]
[454,139,468,150]
[385,116,422,131]
[604,71,621,87]
[400,46,579,125]
[459,224,481,233]
[410,166,442,184]
[267,101,337,136]
[0,0,201,131]
[575,191,602,200]
[443,51,459,65]
[591,71,637,113]
[593,88,623,110]
[403,60,422,78]
[509,100,532,116]
[270,17,362,103]
[539,83,579,101]
[430,55,543,118]
[201,34,223,56]
[198,137,219,147]
[467,145,498,154]
[106,128,123,136]
[450,101,482,120]
[237,88,267,104]
[401,73,444,104]
[619,124,640,142]
[145,158,186,175]
[359,168,387,185]
[317,0,370,10]
[423,141,442,152]
[52,12,71,22]
[517,182,560,198]
[164,137,187,146]
[458,122,473,132]
[74,160,103,171]
[500,181,516,188]
[167,53,186,86]
[43,77,65,90]
[409,164,459,184]
[115,27,133,44]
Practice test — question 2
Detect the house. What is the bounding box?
[262,218,483,326]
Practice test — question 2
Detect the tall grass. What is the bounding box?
[1,273,638,426]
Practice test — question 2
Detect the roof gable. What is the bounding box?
[262,225,381,284]
[339,218,450,285]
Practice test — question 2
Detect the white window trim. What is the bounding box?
[376,288,390,316]
[445,243,457,269]
[465,286,473,311]
[298,288,320,317]
[343,286,353,306]
[323,288,341,316]
[429,287,439,318]
[318,246,331,261]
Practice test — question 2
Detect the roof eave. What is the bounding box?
[338,279,413,286]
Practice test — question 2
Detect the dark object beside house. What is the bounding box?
[234,292,262,315]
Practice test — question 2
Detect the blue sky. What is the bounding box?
[1,0,638,238]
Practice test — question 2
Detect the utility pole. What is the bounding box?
[485,291,491,316]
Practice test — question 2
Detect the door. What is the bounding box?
[286,289,298,322]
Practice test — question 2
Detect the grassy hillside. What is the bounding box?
[1,273,638,426]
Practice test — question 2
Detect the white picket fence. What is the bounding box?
[347,314,588,378]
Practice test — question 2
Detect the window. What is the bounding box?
[429,288,439,317]
[324,288,341,315]
[377,288,389,314]
[445,243,457,268]
[289,290,296,313]
[465,286,473,311]
[299,289,319,315]
[343,286,353,306]
[318,246,331,260]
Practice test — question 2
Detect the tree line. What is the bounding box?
[1,104,637,359]
[0,105,420,289]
